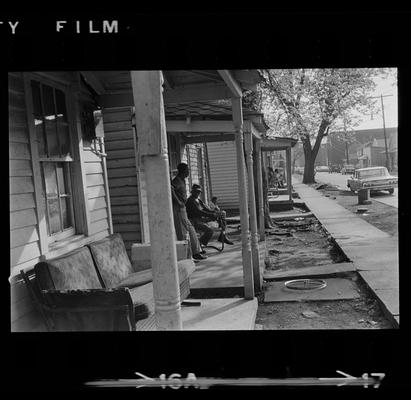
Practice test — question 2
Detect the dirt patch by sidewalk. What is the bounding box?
[315,185,398,239]
[258,196,395,330]
[265,216,348,272]
[256,277,393,329]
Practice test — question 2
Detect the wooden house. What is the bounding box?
[10,70,266,331]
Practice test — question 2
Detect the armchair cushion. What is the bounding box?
[35,247,103,291]
[88,233,133,288]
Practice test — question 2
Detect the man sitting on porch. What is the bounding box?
[171,163,207,261]
[186,184,234,247]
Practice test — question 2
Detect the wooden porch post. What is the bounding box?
[286,146,292,201]
[131,71,182,330]
[255,139,265,241]
[244,128,262,292]
[232,97,254,299]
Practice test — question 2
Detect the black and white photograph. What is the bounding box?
[9,68,399,332]
[3,10,408,393]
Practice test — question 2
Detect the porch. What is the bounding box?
[262,137,298,212]
[10,69,270,331]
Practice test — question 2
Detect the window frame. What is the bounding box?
[24,72,92,255]
[30,77,77,244]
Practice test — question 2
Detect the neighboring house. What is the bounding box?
[328,127,397,168]
[356,139,387,168]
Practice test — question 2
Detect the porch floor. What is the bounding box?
[189,241,244,290]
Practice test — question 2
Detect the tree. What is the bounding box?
[253,68,389,183]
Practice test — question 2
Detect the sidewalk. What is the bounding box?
[292,177,399,327]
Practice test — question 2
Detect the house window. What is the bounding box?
[31,80,75,243]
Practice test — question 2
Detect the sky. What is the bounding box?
[353,69,398,130]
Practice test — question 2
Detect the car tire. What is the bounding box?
[388,188,394,195]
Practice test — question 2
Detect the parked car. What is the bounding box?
[315,165,329,172]
[341,164,356,175]
[294,166,304,174]
[329,164,341,173]
[347,166,398,194]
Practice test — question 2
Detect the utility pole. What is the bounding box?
[370,94,393,171]
[345,142,349,164]
[343,121,349,164]
[380,94,390,171]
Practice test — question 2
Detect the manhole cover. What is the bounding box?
[284,279,327,291]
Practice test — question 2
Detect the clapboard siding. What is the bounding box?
[9,72,112,332]
[207,141,240,210]
[84,145,110,238]
[103,107,142,254]
[9,73,41,278]
[108,176,137,188]
[89,218,109,236]
[88,185,106,199]
[10,176,34,194]
[113,223,140,232]
[9,142,31,160]
[106,158,136,169]
[9,125,30,143]
[110,195,139,206]
[103,139,134,151]
[90,208,109,223]
[11,241,41,266]
[9,159,33,177]
[104,130,134,142]
[10,226,39,248]
[9,193,36,212]
[9,72,44,332]
[88,197,107,211]
[86,173,105,187]
[85,162,103,175]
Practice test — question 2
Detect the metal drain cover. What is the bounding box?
[284,278,327,291]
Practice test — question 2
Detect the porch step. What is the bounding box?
[181,298,258,330]
[135,298,258,331]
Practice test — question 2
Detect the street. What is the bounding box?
[314,172,398,209]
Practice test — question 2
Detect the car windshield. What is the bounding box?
[357,168,388,179]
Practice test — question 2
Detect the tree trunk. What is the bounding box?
[302,122,328,184]
[303,153,316,184]
[302,139,316,184]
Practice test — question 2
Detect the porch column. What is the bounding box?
[255,139,265,241]
[286,146,292,201]
[232,97,254,299]
[244,129,262,292]
[131,71,182,330]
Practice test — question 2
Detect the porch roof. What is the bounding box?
[165,101,268,130]
[260,136,298,151]
[86,70,262,107]
[164,101,268,144]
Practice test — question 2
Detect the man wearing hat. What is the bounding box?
[171,163,207,261]
[186,184,234,247]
